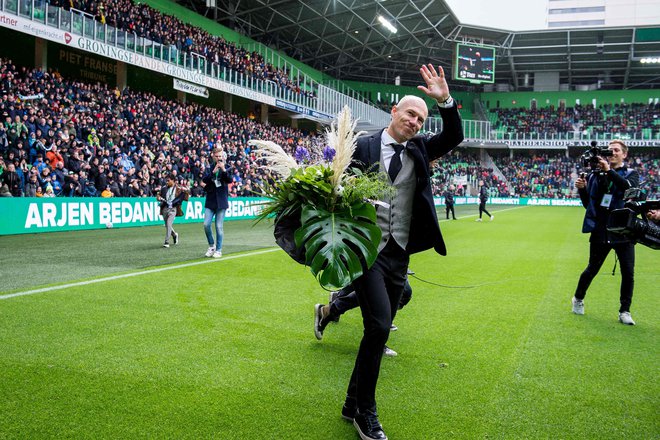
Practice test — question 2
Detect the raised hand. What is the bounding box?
[417,64,450,103]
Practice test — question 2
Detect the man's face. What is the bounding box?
[608,142,627,167]
[166,178,175,187]
[387,98,428,143]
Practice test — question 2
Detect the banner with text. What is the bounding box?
[433,196,583,207]
[0,197,267,235]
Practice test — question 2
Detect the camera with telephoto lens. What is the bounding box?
[580,141,614,168]
[607,188,660,250]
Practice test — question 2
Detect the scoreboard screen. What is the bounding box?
[454,43,495,84]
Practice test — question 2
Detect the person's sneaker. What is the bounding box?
[314,304,328,340]
[383,345,397,357]
[162,243,170,248]
[490,215,495,221]
[212,251,222,258]
[618,311,635,325]
[205,246,215,257]
[172,232,179,245]
[390,324,398,332]
[341,398,357,421]
[476,218,482,222]
[353,410,387,440]
[571,296,585,315]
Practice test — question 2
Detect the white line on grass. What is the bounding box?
[3,206,528,301]
[438,205,528,222]
[0,247,281,301]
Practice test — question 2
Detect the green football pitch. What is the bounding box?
[0,205,658,439]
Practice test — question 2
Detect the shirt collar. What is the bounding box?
[381,130,407,148]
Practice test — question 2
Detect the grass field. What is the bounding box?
[0,205,658,439]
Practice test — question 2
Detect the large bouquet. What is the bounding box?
[249,106,392,290]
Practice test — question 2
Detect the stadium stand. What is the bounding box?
[1,55,658,200]
[490,102,660,140]
[46,0,315,99]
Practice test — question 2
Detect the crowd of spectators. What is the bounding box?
[0,58,325,199]
[1,57,658,201]
[47,0,315,99]
[496,154,575,198]
[491,102,660,139]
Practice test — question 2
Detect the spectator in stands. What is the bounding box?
[2,162,22,196]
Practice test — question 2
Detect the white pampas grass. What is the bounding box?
[327,106,365,189]
[248,139,298,179]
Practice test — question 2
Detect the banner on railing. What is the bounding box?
[0,197,268,235]
[173,78,209,98]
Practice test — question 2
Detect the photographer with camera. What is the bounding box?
[572,140,639,325]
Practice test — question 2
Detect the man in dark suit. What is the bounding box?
[334,64,463,440]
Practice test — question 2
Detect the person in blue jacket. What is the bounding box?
[202,147,232,258]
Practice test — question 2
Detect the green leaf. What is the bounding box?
[294,202,381,290]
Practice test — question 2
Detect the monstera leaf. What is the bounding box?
[294,202,381,290]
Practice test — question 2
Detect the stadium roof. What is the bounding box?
[179,0,660,91]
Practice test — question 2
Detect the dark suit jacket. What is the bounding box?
[202,167,232,211]
[352,104,463,256]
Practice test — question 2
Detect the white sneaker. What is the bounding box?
[383,345,397,357]
[212,251,222,258]
[618,312,635,325]
[173,232,179,245]
[205,246,215,257]
[490,215,495,221]
[571,297,584,315]
[163,243,170,248]
[476,218,482,222]
[390,324,398,332]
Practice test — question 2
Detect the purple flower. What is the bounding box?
[294,146,310,163]
[323,146,336,162]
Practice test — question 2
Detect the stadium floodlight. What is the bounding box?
[378,15,397,33]
[640,57,660,64]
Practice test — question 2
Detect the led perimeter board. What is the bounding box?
[454,43,495,84]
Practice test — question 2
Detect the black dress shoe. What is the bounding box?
[341,398,357,421]
[353,410,387,440]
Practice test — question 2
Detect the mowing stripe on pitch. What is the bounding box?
[0,248,280,300]
[438,205,528,222]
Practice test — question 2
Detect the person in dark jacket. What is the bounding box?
[444,184,456,220]
[316,64,463,440]
[572,140,639,325]
[1,162,22,196]
[201,147,232,258]
[476,180,493,221]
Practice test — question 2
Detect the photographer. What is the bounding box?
[572,140,639,325]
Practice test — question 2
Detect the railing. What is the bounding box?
[1,0,389,126]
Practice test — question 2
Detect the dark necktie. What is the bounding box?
[388,143,404,183]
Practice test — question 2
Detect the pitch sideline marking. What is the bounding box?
[0,247,281,301]
[438,205,528,222]
[2,206,529,301]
